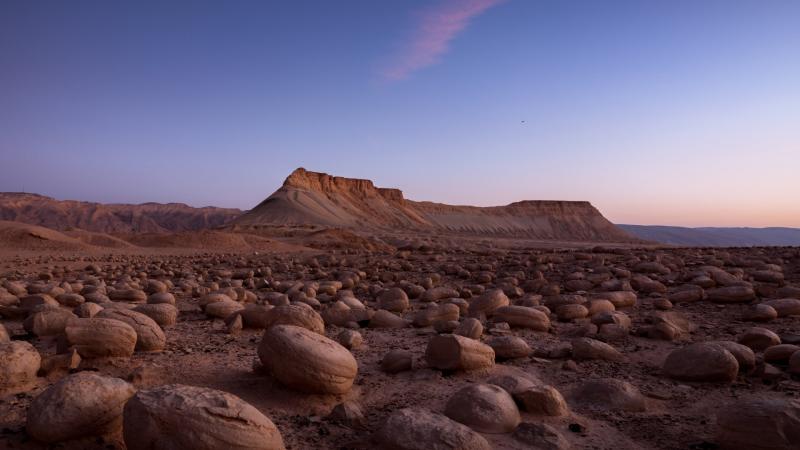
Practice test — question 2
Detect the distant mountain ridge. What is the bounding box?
[233,168,639,242]
[619,224,800,247]
[0,192,241,233]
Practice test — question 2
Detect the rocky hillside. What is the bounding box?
[620,224,800,247]
[234,168,637,242]
[0,193,241,233]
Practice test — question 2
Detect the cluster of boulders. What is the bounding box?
[0,244,799,449]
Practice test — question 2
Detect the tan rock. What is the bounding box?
[569,378,647,412]
[515,385,568,416]
[124,384,285,450]
[133,303,178,326]
[258,325,357,394]
[369,309,409,328]
[493,305,550,331]
[27,372,135,443]
[571,338,624,362]
[444,384,520,433]
[0,341,40,391]
[468,289,510,318]
[738,327,781,351]
[455,317,484,339]
[381,349,413,373]
[266,304,325,334]
[763,298,800,317]
[707,286,756,303]
[376,408,491,450]
[716,398,800,450]
[488,336,532,359]
[425,334,495,371]
[23,308,77,336]
[663,343,738,382]
[65,318,137,358]
[413,303,460,327]
[96,308,166,351]
[378,287,410,312]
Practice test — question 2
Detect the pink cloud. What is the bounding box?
[381,0,506,81]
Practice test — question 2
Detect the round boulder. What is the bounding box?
[258,324,357,394]
[444,384,520,434]
[27,372,135,443]
[663,343,738,382]
[124,384,285,450]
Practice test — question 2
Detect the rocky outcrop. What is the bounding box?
[235,168,637,242]
[0,193,240,233]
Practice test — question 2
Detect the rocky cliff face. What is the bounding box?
[0,193,241,233]
[235,168,637,242]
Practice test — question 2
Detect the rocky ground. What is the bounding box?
[1,242,799,450]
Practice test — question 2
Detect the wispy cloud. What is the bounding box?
[381,0,506,82]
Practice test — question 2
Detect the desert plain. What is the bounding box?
[0,169,799,450]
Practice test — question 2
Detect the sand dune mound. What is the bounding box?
[0,221,90,251]
[0,193,241,233]
[235,168,637,242]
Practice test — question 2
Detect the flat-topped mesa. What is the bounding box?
[283,168,406,202]
[236,168,639,242]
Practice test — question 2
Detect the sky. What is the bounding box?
[1,0,798,227]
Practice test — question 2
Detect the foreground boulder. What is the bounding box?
[375,408,491,450]
[27,372,135,443]
[425,334,495,371]
[124,384,285,450]
[258,324,357,394]
[444,384,520,433]
[23,308,77,336]
[662,343,738,382]
[64,318,137,358]
[513,422,571,450]
[569,378,647,412]
[0,341,40,391]
[96,308,166,351]
[716,397,800,450]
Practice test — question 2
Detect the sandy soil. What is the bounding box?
[1,238,799,449]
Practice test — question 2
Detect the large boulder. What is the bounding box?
[26,372,135,443]
[64,318,137,358]
[23,308,77,336]
[444,384,520,434]
[468,289,510,318]
[375,408,491,450]
[425,334,495,371]
[663,343,738,382]
[378,288,410,313]
[569,378,647,412]
[257,324,357,394]
[716,397,800,450]
[265,305,325,334]
[123,384,285,450]
[0,341,40,391]
[571,338,624,362]
[96,308,166,351]
[493,306,550,331]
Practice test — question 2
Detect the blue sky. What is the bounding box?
[1,0,798,226]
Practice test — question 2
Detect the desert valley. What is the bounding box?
[3,1,799,449]
[0,169,798,449]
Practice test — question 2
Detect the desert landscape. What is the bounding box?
[3,1,799,449]
[0,168,798,450]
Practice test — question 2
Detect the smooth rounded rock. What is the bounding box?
[123,384,285,450]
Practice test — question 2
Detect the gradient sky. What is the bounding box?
[1,0,798,227]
